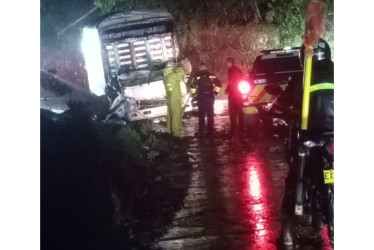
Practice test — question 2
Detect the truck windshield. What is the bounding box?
[252,56,301,75]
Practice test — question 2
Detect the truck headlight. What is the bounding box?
[126,98,137,112]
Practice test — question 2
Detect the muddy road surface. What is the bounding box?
[130,115,333,250]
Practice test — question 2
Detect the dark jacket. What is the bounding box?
[190,70,222,100]
[282,59,334,131]
[226,65,243,99]
[309,60,334,131]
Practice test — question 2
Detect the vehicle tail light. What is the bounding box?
[238,80,251,95]
[327,143,334,153]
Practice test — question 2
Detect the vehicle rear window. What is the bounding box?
[252,56,301,75]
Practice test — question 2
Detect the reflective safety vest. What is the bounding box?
[190,70,222,99]
[163,67,185,99]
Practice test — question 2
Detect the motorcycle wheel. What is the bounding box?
[327,185,334,245]
[305,181,323,231]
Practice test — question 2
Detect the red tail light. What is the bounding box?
[327,143,334,153]
[238,80,251,94]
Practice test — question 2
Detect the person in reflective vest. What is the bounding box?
[163,61,185,137]
[190,63,222,136]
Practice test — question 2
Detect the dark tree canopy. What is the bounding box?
[40,0,333,93]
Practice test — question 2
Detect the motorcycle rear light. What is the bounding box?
[238,80,251,95]
[327,143,334,153]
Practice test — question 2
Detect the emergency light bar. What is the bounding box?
[260,47,300,54]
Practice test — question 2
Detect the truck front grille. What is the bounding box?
[136,99,167,110]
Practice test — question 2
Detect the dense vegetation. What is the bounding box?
[41,0,333,91]
[94,0,334,60]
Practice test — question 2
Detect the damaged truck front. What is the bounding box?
[81,9,191,121]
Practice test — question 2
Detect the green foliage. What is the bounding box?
[268,0,307,46]
[94,0,260,25]
[321,0,334,59]
[97,121,175,166]
[266,0,334,50]
[93,0,334,78]
[117,126,145,162]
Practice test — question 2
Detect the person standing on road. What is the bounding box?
[225,57,244,135]
[190,63,222,137]
[163,61,186,137]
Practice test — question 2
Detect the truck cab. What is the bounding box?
[82,9,191,121]
[241,47,303,116]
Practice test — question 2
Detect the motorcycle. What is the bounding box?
[264,84,334,246]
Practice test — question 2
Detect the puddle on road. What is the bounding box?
[154,116,281,249]
[241,155,279,249]
[153,116,332,250]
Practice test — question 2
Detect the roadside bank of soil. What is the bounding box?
[41,108,193,250]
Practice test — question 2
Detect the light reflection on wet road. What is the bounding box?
[153,115,332,250]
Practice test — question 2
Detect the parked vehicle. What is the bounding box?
[239,47,302,119]
[81,9,192,122]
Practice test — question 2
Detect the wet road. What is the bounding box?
[150,115,333,250]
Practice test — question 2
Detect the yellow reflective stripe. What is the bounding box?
[262,93,272,102]
[209,75,216,79]
[214,86,221,92]
[301,56,313,130]
[248,85,264,103]
[248,83,288,104]
[309,83,334,92]
[243,107,259,115]
[190,88,197,94]
[166,83,173,92]
[252,85,264,95]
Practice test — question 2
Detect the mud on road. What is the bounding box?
[123,115,333,250]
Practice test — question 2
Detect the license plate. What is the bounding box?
[323,169,334,184]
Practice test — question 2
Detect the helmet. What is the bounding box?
[165,61,176,69]
[300,38,331,64]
